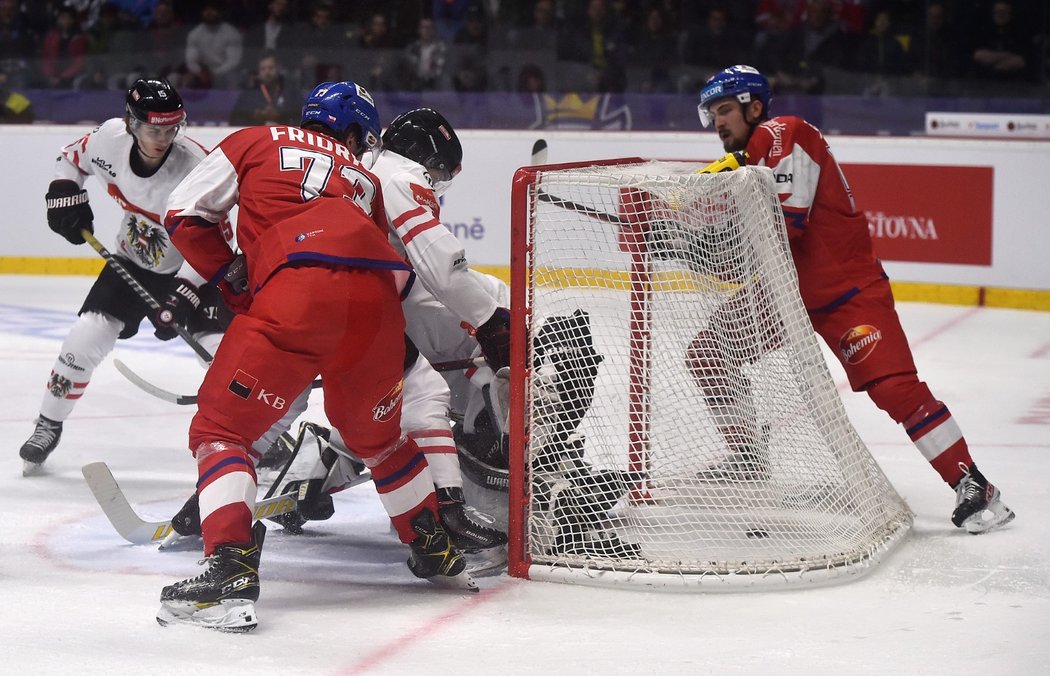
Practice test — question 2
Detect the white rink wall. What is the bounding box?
[2,126,1049,291]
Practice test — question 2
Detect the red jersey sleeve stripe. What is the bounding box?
[400,218,441,246]
[392,205,427,229]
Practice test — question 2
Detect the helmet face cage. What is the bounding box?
[300,81,382,151]
[697,65,771,128]
[381,108,462,190]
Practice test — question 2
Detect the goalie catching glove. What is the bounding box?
[697,151,747,174]
[45,179,94,245]
[153,277,201,341]
[475,307,511,370]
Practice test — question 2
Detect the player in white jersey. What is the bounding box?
[19,79,215,475]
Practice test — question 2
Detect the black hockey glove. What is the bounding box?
[476,307,512,370]
[45,179,94,245]
[153,277,201,341]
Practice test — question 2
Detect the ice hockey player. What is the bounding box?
[689,64,1014,534]
[19,78,220,476]
[165,108,509,568]
[157,81,473,632]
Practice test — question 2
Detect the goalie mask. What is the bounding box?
[382,108,462,194]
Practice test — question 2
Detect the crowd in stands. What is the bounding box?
[0,0,1046,124]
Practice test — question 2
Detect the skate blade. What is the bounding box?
[465,545,507,577]
[22,460,46,477]
[426,569,479,593]
[156,600,258,632]
[963,503,1016,534]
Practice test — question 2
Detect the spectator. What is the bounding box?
[627,6,676,93]
[359,11,395,49]
[0,0,39,88]
[228,49,299,126]
[243,0,294,56]
[289,1,349,86]
[402,17,448,91]
[108,0,159,27]
[557,0,627,72]
[453,4,487,47]
[506,0,556,51]
[40,7,89,88]
[184,1,243,89]
[516,62,546,92]
[432,0,472,42]
[753,0,803,52]
[757,0,849,93]
[911,1,961,79]
[852,9,912,76]
[141,0,187,84]
[681,6,751,70]
[969,0,1036,82]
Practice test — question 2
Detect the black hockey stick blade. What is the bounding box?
[531,138,548,165]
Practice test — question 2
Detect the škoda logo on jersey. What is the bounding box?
[372,379,404,422]
[839,325,882,364]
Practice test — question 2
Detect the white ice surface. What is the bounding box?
[2,274,1048,676]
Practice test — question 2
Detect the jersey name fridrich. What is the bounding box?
[268,126,352,161]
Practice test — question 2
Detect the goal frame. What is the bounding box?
[506,158,912,589]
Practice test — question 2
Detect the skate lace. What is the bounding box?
[28,421,60,447]
[954,462,981,503]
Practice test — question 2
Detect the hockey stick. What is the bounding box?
[531,138,548,165]
[81,461,299,545]
[430,356,487,372]
[82,230,214,364]
[112,357,323,406]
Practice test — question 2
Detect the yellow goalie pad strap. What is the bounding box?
[697,151,748,174]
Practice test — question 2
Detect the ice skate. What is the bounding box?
[407,509,478,592]
[437,487,507,552]
[952,465,1015,534]
[695,448,770,483]
[157,522,266,632]
[20,416,63,476]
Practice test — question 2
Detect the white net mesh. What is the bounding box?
[514,161,912,588]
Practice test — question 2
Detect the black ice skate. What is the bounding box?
[952,465,1015,534]
[271,478,334,535]
[437,487,507,552]
[407,509,478,592]
[696,425,772,483]
[156,521,266,632]
[20,415,63,476]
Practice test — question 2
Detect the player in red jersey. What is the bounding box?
[689,65,1014,535]
[156,81,473,632]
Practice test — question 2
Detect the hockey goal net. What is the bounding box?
[507,159,912,589]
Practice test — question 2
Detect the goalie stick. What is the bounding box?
[82,230,214,364]
[81,461,299,545]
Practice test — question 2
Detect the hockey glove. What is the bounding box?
[45,179,94,245]
[218,254,253,314]
[476,307,512,370]
[697,151,748,174]
[153,277,201,341]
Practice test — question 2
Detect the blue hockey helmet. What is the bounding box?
[301,81,381,150]
[697,65,771,128]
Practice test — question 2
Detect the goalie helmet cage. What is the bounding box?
[507,159,912,590]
